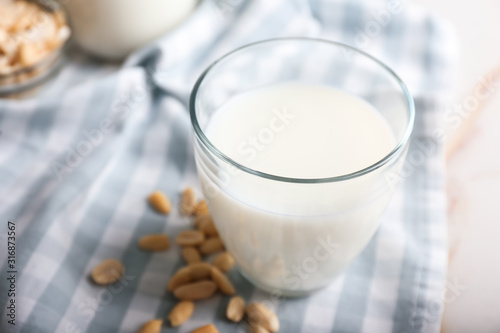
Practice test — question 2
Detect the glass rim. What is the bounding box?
[189,37,415,184]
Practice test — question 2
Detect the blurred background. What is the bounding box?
[407,0,500,332]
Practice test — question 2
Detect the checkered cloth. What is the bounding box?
[0,0,457,332]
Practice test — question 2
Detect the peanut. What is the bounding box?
[199,237,224,255]
[53,9,67,27]
[194,214,209,228]
[193,200,209,216]
[210,266,235,295]
[138,234,170,252]
[189,262,212,281]
[213,252,234,273]
[226,296,245,322]
[148,191,171,214]
[168,301,194,327]
[180,187,196,215]
[176,230,205,246]
[190,324,219,333]
[173,280,218,301]
[167,267,192,292]
[198,216,218,237]
[182,247,201,264]
[138,319,162,333]
[18,43,46,67]
[248,326,270,333]
[245,303,280,332]
[91,259,124,285]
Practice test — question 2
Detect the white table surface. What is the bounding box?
[406,0,500,332]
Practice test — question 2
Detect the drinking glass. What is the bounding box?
[189,38,414,296]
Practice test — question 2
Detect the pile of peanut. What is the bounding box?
[90,188,280,333]
[0,0,70,76]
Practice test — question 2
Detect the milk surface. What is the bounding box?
[206,82,394,179]
[199,82,397,294]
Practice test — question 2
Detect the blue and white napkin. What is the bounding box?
[0,0,457,332]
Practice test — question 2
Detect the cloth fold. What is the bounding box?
[0,0,457,332]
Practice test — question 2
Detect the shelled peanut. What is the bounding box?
[0,0,70,75]
[133,188,281,332]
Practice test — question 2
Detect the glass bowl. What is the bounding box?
[0,0,70,98]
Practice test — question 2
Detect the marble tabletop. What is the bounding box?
[408,0,500,331]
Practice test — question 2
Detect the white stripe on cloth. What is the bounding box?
[0,100,38,166]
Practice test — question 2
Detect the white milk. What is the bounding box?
[199,82,398,294]
[63,0,197,59]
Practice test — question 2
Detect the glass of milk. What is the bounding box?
[190,38,414,296]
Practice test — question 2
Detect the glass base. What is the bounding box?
[238,268,329,298]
